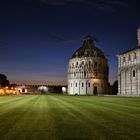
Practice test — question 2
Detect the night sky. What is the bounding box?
[0,0,140,84]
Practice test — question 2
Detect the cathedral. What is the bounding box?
[67,35,109,95]
[118,26,140,96]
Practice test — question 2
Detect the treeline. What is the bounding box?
[0,74,9,87]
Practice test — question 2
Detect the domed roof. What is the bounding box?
[71,35,105,58]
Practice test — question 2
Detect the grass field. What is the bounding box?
[0,95,140,140]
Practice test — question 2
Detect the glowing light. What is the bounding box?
[0,87,17,95]
[38,86,48,92]
[62,87,67,93]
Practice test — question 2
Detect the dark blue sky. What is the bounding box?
[0,0,140,84]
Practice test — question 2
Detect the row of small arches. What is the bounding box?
[121,69,136,77]
[73,71,98,77]
[71,82,91,88]
[122,52,137,62]
[70,61,98,68]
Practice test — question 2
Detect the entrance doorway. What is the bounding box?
[93,86,97,95]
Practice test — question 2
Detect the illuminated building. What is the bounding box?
[118,26,140,96]
[67,35,109,95]
[0,87,17,95]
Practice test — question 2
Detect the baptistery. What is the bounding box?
[67,35,109,95]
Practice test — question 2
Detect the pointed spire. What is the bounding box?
[137,25,140,47]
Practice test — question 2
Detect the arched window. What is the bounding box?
[72,63,74,67]
[82,82,84,87]
[75,83,77,87]
[89,61,91,65]
[88,83,90,87]
[84,71,86,77]
[134,52,136,59]
[71,83,72,87]
[133,70,135,77]
[128,54,131,61]
[123,57,125,62]
[94,62,97,69]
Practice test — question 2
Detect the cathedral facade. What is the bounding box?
[118,27,140,96]
[67,36,109,95]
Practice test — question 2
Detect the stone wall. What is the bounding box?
[118,48,140,95]
[67,57,109,95]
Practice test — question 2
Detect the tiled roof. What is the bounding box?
[10,81,67,86]
[119,46,140,55]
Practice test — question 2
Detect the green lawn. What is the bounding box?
[0,95,140,140]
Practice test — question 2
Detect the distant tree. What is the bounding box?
[9,84,17,87]
[0,74,9,87]
[112,80,118,95]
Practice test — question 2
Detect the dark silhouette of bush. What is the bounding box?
[112,80,118,95]
[0,74,9,87]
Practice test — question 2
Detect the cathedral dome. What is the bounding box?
[72,35,105,58]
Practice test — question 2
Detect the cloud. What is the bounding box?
[37,0,129,11]
[46,36,79,43]
[48,36,65,42]
[97,4,116,12]
[39,0,66,5]
[107,0,129,7]
[79,0,129,12]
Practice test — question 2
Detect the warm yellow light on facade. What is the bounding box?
[0,88,17,95]
[93,79,100,84]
